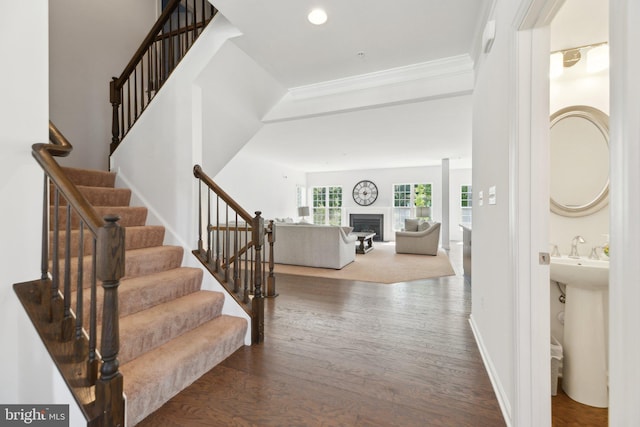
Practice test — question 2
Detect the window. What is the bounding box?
[312,186,342,225]
[393,183,432,230]
[461,185,472,223]
[296,185,306,208]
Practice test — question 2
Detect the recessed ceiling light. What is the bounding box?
[308,9,327,25]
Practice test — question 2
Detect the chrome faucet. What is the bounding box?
[569,235,585,258]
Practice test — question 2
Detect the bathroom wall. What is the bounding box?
[549,0,609,346]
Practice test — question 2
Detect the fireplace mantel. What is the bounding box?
[345,207,393,242]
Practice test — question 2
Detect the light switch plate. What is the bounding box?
[489,186,496,205]
[478,190,484,206]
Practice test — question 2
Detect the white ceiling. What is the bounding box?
[213,0,490,88]
[244,94,473,172]
[212,0,493,172]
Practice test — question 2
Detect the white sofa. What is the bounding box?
[273,223,357,269]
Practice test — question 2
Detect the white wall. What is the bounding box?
[0,2,84,425]
[198,41,286,175]
[49,0,158,170]
[214,150,305,220]
[470,0,519,422]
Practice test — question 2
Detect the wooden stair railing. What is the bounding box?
[192,165,277,344]
[110,0,218,154]
[14,121,125,427]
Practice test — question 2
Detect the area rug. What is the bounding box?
[273,242,455,284]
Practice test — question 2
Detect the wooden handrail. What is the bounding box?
[114,0,182,84]
[110,1,218,153]
[33,123,103,235]
[192,164,276,344]
[25,121,126,426]
[194,165,253,223]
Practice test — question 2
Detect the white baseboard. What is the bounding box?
[469,314,512,427]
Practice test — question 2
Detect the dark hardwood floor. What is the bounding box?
[552,379,607,426]
[137,242,606,426]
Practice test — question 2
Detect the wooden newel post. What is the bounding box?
[251,212,265,344]
[110,77,121,154]
[265,220,278,298]
[95,215,125,427]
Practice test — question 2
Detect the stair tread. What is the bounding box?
[118,290,226,364]
[50,205,148,230]
[118,267,204,317]
[61,167,116,188]
[72,267,203,323]
[51,185,132,207]
[53,245,184,286]
[47,166,250,427]
[50,225,165,257]
[121,315,247,426]
[123,246,184,279]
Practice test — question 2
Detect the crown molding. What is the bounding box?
[288,54,474,100]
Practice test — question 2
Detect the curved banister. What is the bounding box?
[33,123,104,234]
[29,121,125,426]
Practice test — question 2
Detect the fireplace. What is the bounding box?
[349,214,384,241]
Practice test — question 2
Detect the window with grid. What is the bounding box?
[312,186,342,225]
[461,185,472,223]
[393,183,432,230]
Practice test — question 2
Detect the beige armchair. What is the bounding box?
[395,222,441,255]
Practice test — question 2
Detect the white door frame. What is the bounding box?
[512,0,640,425]
[510,1,564,425]
[609,1,640,424]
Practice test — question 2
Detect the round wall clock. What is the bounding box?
[352,180,378,206]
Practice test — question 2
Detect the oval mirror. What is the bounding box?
[550,106,609,217]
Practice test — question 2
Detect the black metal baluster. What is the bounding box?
[88,238,98,384]
[62,203,73,341]
[207,186,212,263]
[51,188,60,322]
[233,211,239,292]
[215,194,220,271]
[41,174,49,282]
[224,204,229,282]
[243,224,249,299]
[146,46,152,103]
[75,222,84,358]
[133,68,138,120]
[125,78,131,129]
[119,87,124,141]
[193,0,198,44]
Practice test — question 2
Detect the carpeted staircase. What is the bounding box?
[53,167,247,426]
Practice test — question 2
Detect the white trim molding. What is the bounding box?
[609,0,640,424]
[469,315,513,426]
[508,1,560,426]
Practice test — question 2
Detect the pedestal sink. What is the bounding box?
[550,256,609,408]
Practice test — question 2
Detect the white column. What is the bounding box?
[441,158,450,250]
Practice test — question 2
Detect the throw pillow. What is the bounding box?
[418,221,430,231]
[341,226,354,235]
[404,218,420,232]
